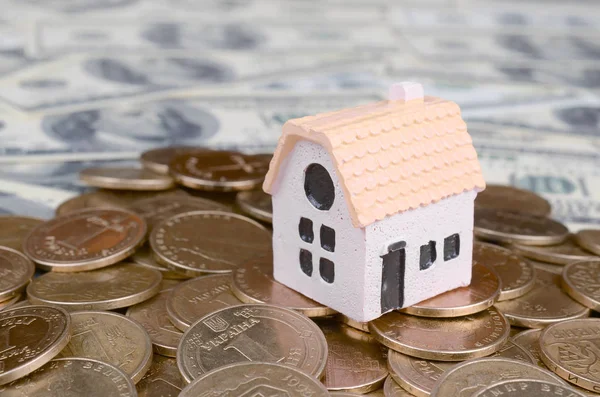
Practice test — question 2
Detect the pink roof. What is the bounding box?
[263,95,485,228]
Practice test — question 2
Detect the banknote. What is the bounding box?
[399,31,600,62]
[0,93,381,160]
[0,178,73,218]
[390,4,600,33]
[26,19,395,58]
[0,51,371,114]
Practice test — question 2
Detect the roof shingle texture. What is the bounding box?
[263,96,485,228]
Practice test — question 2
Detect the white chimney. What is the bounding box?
[389,82,424,101]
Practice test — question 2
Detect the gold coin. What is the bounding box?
[27,262,162,311]
[141,146,211,175]
[562,260,600,311]
[127,290,183,357]
[56,189,187,216]
[475,184,552,216]
[235,190,272,223]
[512,235,598,265]
[58,310,152,383]
[526,257,564,274]
[131,244,190,280]
[169,151,271,192]
[0,305,71,386]
[473,242,535,301]
[0,247,35,301]
[151,211,272,274]
[472,379,587,397]
[493,339,536,363]
[400,263,500,317]
[180,362,329,397]
[177,304,328,381]
[495,267,589,328]
[511,329,545,367]
[24,208,147,272]
[383,376,415,397]
[80,166,175,191]
[166,274,242,331]
[369,307,509,361]
[474,208,569,246]
[339,314,370,333]
[128,194,231,231]
[540,318,600,392]
[317,319,387,393]
[430,357,566,397]
[137,354,186,397]
[0,294,24,311]
[0,215,44,252]
[574,229,600,256]
[231,257,335,318]
[0,358,137,396]
[387,349,455,396]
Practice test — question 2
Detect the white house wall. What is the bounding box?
[364,190,476,319]
[270,140,367,319]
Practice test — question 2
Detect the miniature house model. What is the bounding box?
[263,82,486,322]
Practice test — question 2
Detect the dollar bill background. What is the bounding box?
[0,0,599,230]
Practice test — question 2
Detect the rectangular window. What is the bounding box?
[320,225,335,252]
[319,258,335,283]
[420,241,437,270]
[299,249,313,276]
[299,217,314,243]
[444,234,460,261]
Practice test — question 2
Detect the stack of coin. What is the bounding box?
[2,150,600,396]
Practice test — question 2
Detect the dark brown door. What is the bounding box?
[380,244,405,313]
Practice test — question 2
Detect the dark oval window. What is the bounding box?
[304,163,335,210]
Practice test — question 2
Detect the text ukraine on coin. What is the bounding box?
[177,304,328,381]
[27,262,162,311]
[24,208,147,272]
[0,306,71,386]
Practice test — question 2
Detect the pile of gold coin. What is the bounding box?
[2,148,600,396]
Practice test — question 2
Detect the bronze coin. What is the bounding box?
[574,229,600,256]
[131,243,190,280]
[24,208,147,272]
[495,267,590,328]
[80,166,175,191]
[128,194,231,231]
[177,304,328,381]
[236,190,272,223]
[169,151,271,191]
[27,262,162,311]
[231,257,335,317]
[56,189,187,216]
[0,305,71,386]
[383,376,413,397]
[151,210,272,274]
[492,339,536,364]
[400,262,501,317]
[474,208,569,246]
[512,234,598,265]
[526,257,564,274]
[166,274,242,331]
[539,318,600,392]
[369,307,510,361]
[475,185,552,216]
[141,146,212,175]
[137,355,186,397]
[562,260,600,311]
[0,294,24,312]
[473,242,535,301]
[339,314,370,333]
[0,247,35,301]
[511,328,545,367]
[0,216,44,252]
[317,319,388,393]
[473,379,587,397]
[387,349,456,396]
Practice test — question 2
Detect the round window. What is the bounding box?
[304,163,335,210]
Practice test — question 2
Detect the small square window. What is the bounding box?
[420,241,437,270]
[444,234,460,261]
[319,257,335,283]
[299,217,314,243]
[320,225,335,252]
[299,249,313,276]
